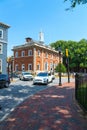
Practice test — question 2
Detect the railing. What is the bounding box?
[75,73,87,111]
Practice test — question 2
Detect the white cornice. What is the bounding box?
[0,22,10,28]
[12,41,59,54]
[0,40,7,44]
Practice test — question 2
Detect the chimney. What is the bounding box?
[25,37,32,42]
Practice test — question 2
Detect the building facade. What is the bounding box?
[12,37,61,74]
[0,22,10,74]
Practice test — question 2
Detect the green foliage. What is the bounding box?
[64,0,87,9]
[50,39,87,72]
[55,63,66,73]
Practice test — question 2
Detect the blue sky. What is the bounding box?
[0,0,87,56]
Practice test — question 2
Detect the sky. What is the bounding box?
[0,0,87,56]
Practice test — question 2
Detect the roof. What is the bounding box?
[12,39,58,53]
[0,22,10,28]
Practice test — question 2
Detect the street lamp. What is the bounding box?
[58,46,62,86]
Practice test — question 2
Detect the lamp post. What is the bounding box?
[66,49,70,83]
[58,47,62,86]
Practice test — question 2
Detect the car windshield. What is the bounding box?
[23,72,31,75]
[37,72,48,77]
[0,74,7,79]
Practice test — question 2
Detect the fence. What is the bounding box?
[75,73,87,111]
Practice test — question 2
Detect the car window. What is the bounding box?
[48,73,51,76]
[37,72,48,77]
[23,72,31,75]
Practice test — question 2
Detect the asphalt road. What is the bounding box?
[0,77,75,122]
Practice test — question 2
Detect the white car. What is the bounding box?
[19,72,33,81]
[33,72,53,85]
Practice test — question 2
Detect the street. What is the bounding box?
[0,77,75,122]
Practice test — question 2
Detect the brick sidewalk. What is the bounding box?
[0,82,87,130]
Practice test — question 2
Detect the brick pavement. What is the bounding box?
[0,82,87,130]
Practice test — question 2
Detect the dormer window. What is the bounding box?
[0,29,3,39]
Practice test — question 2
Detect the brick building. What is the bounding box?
[12,37,61,74]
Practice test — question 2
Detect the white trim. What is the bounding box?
[15,52,18,57]
[0,29,3,39]
[0,43,3,54]
[15,64,18,71]
[21,51,25,57]
[28,50,32,56]
[28,63,32,70]
[0,40,8,44]
[0,59,2,73]
[33,48,36,72]
[22,64,25,71]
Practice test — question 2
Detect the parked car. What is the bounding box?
[0,74,10,88]
[33,72,53,85]
[19,72,33,81]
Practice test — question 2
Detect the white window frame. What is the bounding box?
[38,50,40,56]
[0,29,3,39]
[15,52,18,58]
[22,64,25,71]
[28,50,32,56]
[28,64,32,70]
[0,43,3,54]
[0,59,2,73]
[51,54,53,59]
[21,51,25,57]
[44,62,48,71]
[15,64,18,71]
[50,62,53,70]
[45,52,48,58]
[37,64,40,70]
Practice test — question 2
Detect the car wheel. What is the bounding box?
[5,82,9,87]
[45,79,48,85]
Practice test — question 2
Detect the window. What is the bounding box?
[37,64,40,70]
[22,64,25,71]
[0,44,3,54]
[0,29,3,39]
[15,64,18,71]
[28,50,32,56]
[37,50,40,56]
[21,51,25,57]
[0,59,2,73]
[45,52,48,58]
[51,54,53,59]
[50,62,53,70]
[28,64,32,70]
[15,52,18,57]
[44,62,48,71]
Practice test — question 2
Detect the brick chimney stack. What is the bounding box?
[25,37,32,42]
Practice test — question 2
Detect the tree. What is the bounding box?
[50,39,87,72]
[64,0,87,8]
[55,63,66,73]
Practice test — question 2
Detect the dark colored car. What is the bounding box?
[0,74,10,88]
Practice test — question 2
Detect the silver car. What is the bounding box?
[19,72,33,81]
